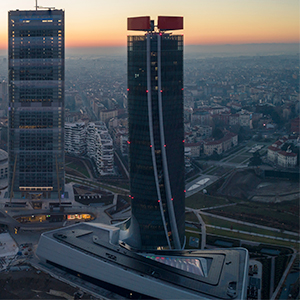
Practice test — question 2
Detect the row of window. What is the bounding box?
[14,29,62,37]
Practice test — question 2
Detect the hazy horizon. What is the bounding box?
[0,42,298,59]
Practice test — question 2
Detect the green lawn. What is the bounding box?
[206,227,298,248]
[201,214,299,240]
[186,192,230,209]
[185,211,199,223]
[207,201,299,233]
[66,161,90,178]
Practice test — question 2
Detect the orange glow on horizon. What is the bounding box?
[0,0,299,51]
[0,36,298,51]
[1,28,298,50]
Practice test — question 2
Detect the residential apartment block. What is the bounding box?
[65,121,114,176]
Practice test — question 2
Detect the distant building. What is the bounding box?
[191,110,210,125]
[95,122,114,175]
[65,122,86,156]
[184,147,191,168]
[291,117,300,134]
[204,140,223,156]
[277,150,297,168]
[99,109,118,123]
[204,132,238,156]
[239,112,251,128]
[0,149,8,179]
[0,80,8,108]
[229,114,239,126]
[65,121,114,175]
[267,137,298,167]
[267,145,280,163]
[185,142,201,157]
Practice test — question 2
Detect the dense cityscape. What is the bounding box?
[0,8,298,300]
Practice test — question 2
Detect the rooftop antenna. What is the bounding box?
[35,0,55,10]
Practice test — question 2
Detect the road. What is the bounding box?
[186,207,206,249]
[185,174,218,197]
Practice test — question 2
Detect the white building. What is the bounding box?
[204,133,238,156]
[65,122,86,156]
[239,113,251,128]
[66,122,114,176]
[277,151,297,168]
[95,122,114,175]
[184,147,191,168]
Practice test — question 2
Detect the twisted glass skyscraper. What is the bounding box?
[8,9,64,201]
[127,17,185,249]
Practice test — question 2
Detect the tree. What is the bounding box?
[248,151,262,166]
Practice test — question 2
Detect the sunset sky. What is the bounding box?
[0,0,298,49]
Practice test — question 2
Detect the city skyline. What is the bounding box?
[0,0,299,50]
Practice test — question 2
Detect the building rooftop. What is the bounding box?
[36,222,249,299]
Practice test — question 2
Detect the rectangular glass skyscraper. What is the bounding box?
[127,17,185,250]
[8,9,64,201]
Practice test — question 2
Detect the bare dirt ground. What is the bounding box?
[209,169,300,232]
[0,268,91,300]
[219,169,299,202]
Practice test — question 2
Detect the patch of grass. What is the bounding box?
[207,200,299,233]
[201,214,299,240]
[185,226,201,233]
[206,227,299,248]
[185,211,199,223]
[67,161,90,178]
[186,192,229,209]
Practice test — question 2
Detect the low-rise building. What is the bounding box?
[185,142,201,158]
[277,150,297,168]
[204,132,238,156]
[267,136,298,167]
[267,145,280,163]
[99,109,118,123]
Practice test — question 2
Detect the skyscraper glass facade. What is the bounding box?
[8,9,65,200]
[127,30,185,249]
